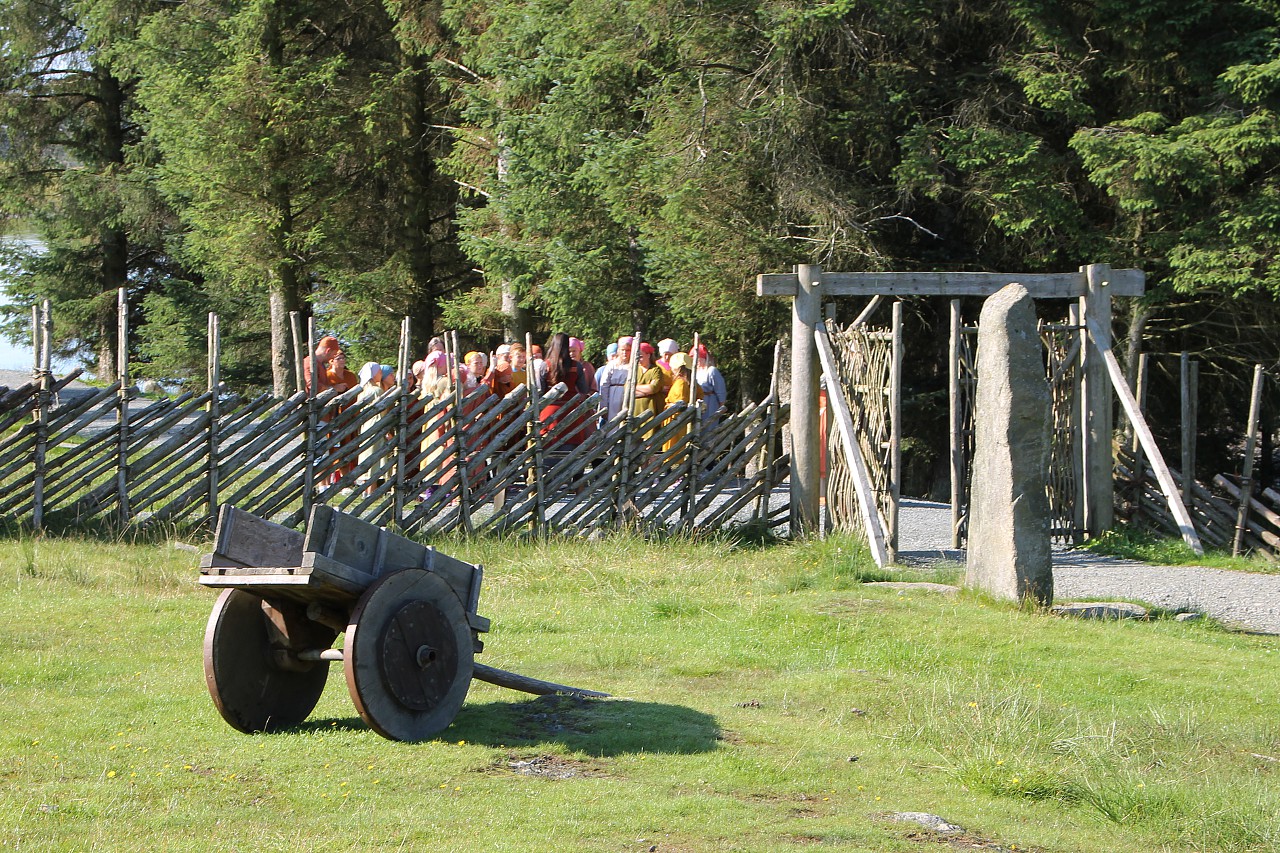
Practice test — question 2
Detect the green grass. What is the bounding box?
[1,530,1277,851]
[1081,527,1280,574]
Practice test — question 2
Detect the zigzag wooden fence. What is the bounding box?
[0,372,790,538]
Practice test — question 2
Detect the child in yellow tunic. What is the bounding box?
[663,352,703,452]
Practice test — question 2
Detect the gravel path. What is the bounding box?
[898,499,1280,636]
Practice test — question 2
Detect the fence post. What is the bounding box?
[525,332,548,535]
[116,288,131,527]
[948,300,963,548]
[1233,364,1265,555]
[889,300,902,557]
[450,330,474,534]
[289,311,305,395]
[790,264,822,535]
[32,301,52,531]
[1180,352,1199,505]
[303,318,317,524]
[755,340,782,524]
[393,316,411,529]
[207,312,221,521]
[1081,263,1114,536]
[683,333,702,528]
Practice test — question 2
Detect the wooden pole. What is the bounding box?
[289,310,304,394]
[852,294,882,329]
[756,340,783,523]
[1067,301,1087,539]
[116,288,131,527]
[1083,311,1202,554]
[814,321,891,566]
[1129,352,1148,522]
[526,331,547,536]
[303,318,318,524]
[207,312,221,521]
[684,333,701,526]
[32,300,52,531]
[1181,353,1193,504]
[1233,364,1265,556]
[393,316,411,528]
[621,328,641,417]
[790,264,823,535]
[888,300,902,558]
[948,299,962,548]
[616,329,642,521]
[1081,263,1114,536]
[450,330,474,534]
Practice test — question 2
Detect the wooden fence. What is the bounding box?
[823,307,901,554]
[0,371,790,538]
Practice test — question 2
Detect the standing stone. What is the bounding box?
[966,284,1053,605]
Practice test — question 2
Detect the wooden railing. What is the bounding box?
[0,373,789,538]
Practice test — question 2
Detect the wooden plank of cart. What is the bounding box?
[199,504,607,742]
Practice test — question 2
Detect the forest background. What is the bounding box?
[3,0,1280,499]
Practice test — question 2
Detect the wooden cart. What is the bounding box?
[199,505,601,742]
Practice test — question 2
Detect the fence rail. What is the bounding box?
[0,372,789,538]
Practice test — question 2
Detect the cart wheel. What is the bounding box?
[344,568,474,741]
[203,589,333,733]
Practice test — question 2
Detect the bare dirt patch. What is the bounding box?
[493,752,609,780]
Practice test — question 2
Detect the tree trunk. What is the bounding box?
[95,67,129,381]
[269,278,299,396]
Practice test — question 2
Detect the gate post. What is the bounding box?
[791,264,823,534]
[1081,263,1114,536]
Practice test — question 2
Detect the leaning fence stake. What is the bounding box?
[1233,364,1265,556]
[815,321,891,567]
[1084,313,1203,554]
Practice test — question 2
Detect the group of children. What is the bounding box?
[302,327,732,458]
[304,332,727,429]
[303,332,729,493]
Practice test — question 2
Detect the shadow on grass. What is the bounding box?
[296,695,721,756]
[455,695,721,756]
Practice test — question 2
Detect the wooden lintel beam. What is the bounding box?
[757,269,1145,299]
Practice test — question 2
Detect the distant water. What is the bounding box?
[0,235,76,373]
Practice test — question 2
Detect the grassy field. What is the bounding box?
[1,530,1277,852]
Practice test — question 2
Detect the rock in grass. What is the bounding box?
[965,284,1053,606]
[864,581,960,596]
[1052,602,1149,620]
[890,812,964,834]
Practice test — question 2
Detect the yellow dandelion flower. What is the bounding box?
[107,770,116,778]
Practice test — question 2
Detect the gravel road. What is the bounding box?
[898,498,1280,635]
